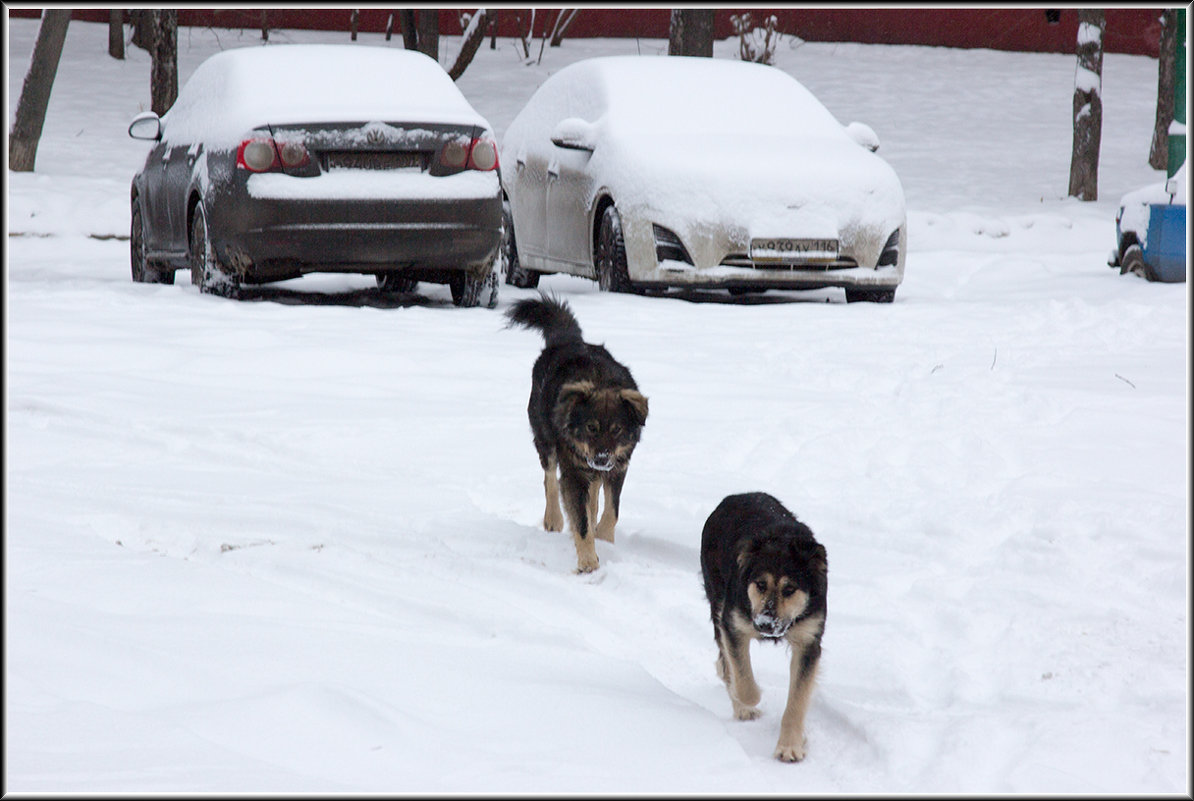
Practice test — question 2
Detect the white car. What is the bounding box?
[500,55,907,302]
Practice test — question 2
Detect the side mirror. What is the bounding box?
[550,117,596,152]
[128,111,162,141]
[846,121,880,152]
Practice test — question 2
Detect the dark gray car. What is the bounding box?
[128,44,503,306]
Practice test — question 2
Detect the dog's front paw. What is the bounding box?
[544,508,565,532]
[773,736,807,763]
[732,702,762,721]
[575,553,600,573]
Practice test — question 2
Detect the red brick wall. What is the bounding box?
[9,8,1164,58]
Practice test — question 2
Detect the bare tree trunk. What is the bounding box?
[9,9,71,172]
[400,10,418,51]
[261,10,269,42]
[516,10,533,59]
[150,9,178,116]
[386,13,394,42]
[448,9,489,80]
[668,9,715,57]
[130,9,153,52]
[109,9,124,59]
[1068,9,1104,201]
[350,9,359,41]
[550,9,578,47]
[490,10,498,49]
[1149,9,1177,170]
[416,9,439,60]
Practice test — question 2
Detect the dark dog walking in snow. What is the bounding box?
[701,492,828,762]
[505,293,648,573]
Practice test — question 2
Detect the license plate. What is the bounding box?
[325,151,425,171]
[749,238,839,262]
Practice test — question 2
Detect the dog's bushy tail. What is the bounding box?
[505,292,584,347]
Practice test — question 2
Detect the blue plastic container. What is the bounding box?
[1143,203,1187,283]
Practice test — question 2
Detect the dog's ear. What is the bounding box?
[558,381,595,408]
[735,536,760,570]
[554,381,595,428]
[619,389,648,427]
[794,540,828,576]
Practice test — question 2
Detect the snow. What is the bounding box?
[1117,162,1188,243]
[160,44,490,148]
[247,169,499,201]
[1075,64,1101,94]
[6,19,1189,795]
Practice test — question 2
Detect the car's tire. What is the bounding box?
[1120,244,1157,281]
[845,287,896,303]
[595,204,634,293]
[502,200,540,288]
[728,287,763,296]
[450,262,500,309]
[130,203,174,284]
[376,272,418,293]
[189,203,239,298]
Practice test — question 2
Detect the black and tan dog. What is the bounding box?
[701,492,828,762]
[506,293,648,573]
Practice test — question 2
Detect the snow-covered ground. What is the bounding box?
[6,17,1189,794]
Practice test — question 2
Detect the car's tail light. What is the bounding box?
[277,140,310,168]
[468,138,499,171]
[437,136,500,172]
[238,138,278,172]
[237,137,310,172]
[440,139,470,169]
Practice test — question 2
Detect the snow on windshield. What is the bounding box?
[162,45,488,147]
[595,56,848,137]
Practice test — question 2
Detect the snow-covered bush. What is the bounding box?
[731,13,780,65]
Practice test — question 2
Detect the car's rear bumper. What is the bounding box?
[207,172,502,281]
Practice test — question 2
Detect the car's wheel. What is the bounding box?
[450,262,500,309]
[595,204,634,293]
[502,200,540,288]
[1120,244,1157,281]
[845,287,896,303]
[130,203,174,284]
[189,203,239,298]
[728,287,763,296]
[376,272,418,293]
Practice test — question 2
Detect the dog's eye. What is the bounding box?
[754,580,767,593]
[781,585,796,598]
[610,424,622,436]
[585,420,599,435]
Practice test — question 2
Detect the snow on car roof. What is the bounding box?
[566,55,849,137]
[162,44,489,146]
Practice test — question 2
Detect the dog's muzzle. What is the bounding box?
[586,452,615,472]
[753,613,792,639]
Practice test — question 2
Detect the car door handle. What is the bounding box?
[547,167,559,180]
[515,158,525,170]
